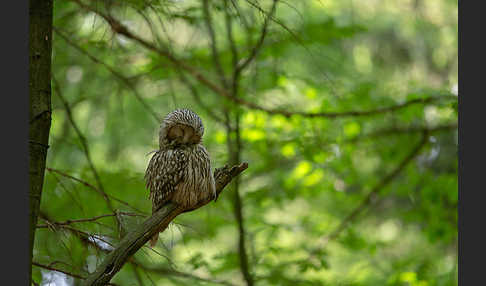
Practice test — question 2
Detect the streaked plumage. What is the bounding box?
[145,109,216,247]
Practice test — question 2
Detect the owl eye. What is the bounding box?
[191,134,202,144]
[167,124,199,144]
[167,126,184,140]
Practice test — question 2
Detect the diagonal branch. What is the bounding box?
[32,261,86,280]
[71,0,229,99]
[37,213,117,249]
[53,27,160,122]
[46,167,147,214]
[244,0,339,93]
[234,0,278,80]
[40,216,232,286]
[32,262,118,286]
[229,0,252,45]
[51,77,124,238]
[244,0,298,43]
[52,76,114,214]
[312,132,429,256]
[82,163,248,286]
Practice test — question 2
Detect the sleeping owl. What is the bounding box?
[144,109,216,247]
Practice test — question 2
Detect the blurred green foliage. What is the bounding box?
[34,0,457,285]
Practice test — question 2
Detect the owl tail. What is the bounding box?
[149,233,159,248]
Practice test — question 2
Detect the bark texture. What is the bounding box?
[29,0,53,284]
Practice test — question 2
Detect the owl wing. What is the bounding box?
[144,149,188,213]
[196,145,216,200]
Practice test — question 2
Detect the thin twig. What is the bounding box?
[177,71,226,124]
[37,218,117,249]
[244,0,339,94]
[224,0,239,71]
[51,76,114,215]
[133,6,166,49]
[227,94,457,119]
[32,261,86,280]
[46,167,148,214]
[32,261,119,286]
[49,171,86,212]
[131,260,236,286]
[71,0,229,100]
[53,27,160,122]
[203,0,229,88]
[275,122,457,147]
[36,212,145,228]
[39,215,173,265]
[244,0,298,43]
[229,0,252,49]
[234,0,278,80]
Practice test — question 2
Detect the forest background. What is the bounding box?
[29,0,458,285]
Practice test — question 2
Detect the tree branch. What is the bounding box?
[36,212,144,228]
[46,167,147,214]
[312,132,429,256]
[81,163,248,286]
[52,76,127,235]
[244,0,298,43]
[39,215,231,286]
[234,0,278,80]
[32,261,86,280]
[244,0,339,94]
[131,260,236,286]
[70,0,456,120]
[52,76,112,208]
[71,0,230,98]
[224,0,239,71]
[53,27,160,122]
[37,214,117,249]
[176,71,227,124]
[203,0,229,88]
[220,3,257,283]
[228,94,457,118]
[345,123,457,143]
[32,261,118,286]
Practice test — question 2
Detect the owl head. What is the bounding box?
[159,109,205,147]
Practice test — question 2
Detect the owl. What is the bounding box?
[144,109,216,247]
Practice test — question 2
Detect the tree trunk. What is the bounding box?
[29,0,53,284]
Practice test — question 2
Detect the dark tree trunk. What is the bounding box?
[29,0,53,284]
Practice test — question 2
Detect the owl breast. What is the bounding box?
[171,144,216,208]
